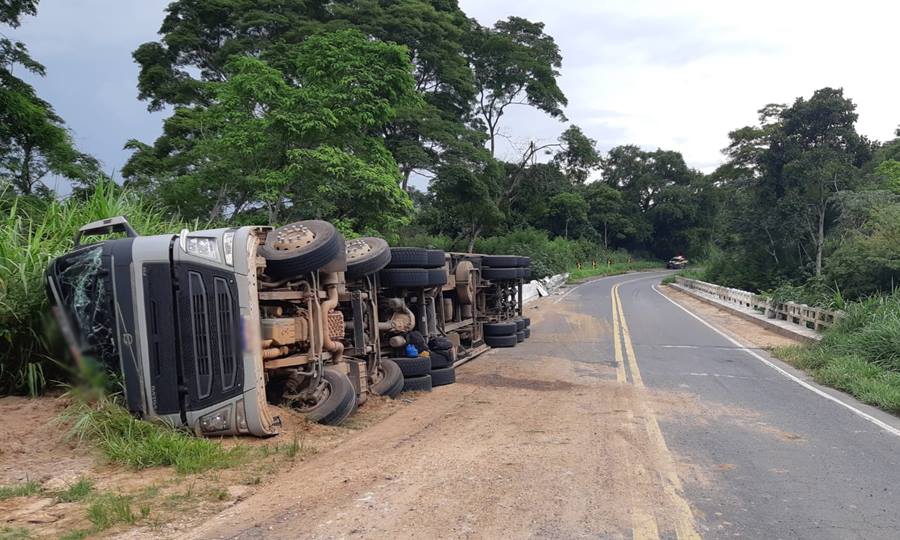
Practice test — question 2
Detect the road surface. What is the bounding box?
[192,271,900,540]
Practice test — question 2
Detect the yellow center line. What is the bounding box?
[614,283,701,540]
[611,285,627,384]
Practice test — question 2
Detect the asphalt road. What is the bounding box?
[193,271,900,540]
[563,271,900,539]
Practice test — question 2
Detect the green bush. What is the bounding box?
[0,184,189,395]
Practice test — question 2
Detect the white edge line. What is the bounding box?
[652,283,900,439]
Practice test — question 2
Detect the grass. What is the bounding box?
[56,478,94,503]
[567,260,662,283]
[0,183,193,395]
[661,266,707,285]
[0,481,42,501]
[0,527,32,540]
[62,396,245,474]
[774,290,900,414]
[87,492,138,530]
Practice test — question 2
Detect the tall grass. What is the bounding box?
[777,290,900,413]
[0,183,188,395]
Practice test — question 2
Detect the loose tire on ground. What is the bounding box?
[485,334,518,348]
[295,367,356,426]
[345,237,391,279]
[482,267,519,280]
[394,355,431,377]
[402,374,432,392]
[430,366,456,387]
[369,359,404,398]
[483,321,517,336]
[259,220,344,280]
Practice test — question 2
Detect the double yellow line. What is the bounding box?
[611,282,701,540]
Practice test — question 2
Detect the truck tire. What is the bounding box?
[346,237,391,279]
[430,366,456,387]
[394,355,431,377]
[386,247,429,268]
[521,317,531,328]
[482,255,521,267]
[524,328,531,339]
[259,220,344,280]
[516,330,525,343]
[483,321,517,337]
[370,359,404,398]
[482,267,519,280]
[519,256,531,267]
[514,318,526,332]
[425,249,445,268]
[379,268,447,288]
[485,334,518,348]
[296,367,356,426]
[402,374,432,392]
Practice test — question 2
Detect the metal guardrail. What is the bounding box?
[674,277,844,332]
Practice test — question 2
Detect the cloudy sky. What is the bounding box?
[8,0,900,192]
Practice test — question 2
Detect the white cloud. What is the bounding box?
[461,0,900,172]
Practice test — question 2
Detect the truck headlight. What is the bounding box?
[199,405,231,433]
[223,230,235,266]
[185,236,219,262]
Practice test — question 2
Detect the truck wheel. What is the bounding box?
[522,317,531,328]
[518,256,531,267]
[259,220,343,280]
[402,374,432,392]
[514,318,526,332]
[524,328,531,339]
[346,237,391,279]
[379,268,447,288]
[482,255,521,267]
[386,247,429,268]
[430,366,456,387]
[294,367,356,426]
[370,359,404,398]
[485,334,518,348]
[425,249,446,268]
[394,355,431,377]
[516,330,525,343]
[483,321,517,336]
[482,267,519,280]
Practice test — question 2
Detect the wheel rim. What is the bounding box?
[272,223,316,251]
[346,238,373,262]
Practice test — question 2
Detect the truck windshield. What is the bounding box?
[49,245,119,371]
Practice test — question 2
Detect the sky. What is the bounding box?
[8,0,900,193]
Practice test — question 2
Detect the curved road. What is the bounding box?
[194,271,900,540]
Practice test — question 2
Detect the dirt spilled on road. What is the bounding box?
[178,297,705,540]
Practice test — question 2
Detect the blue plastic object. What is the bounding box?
[405,344,419,358]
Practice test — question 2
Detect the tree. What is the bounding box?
[426,156,503,252]
[548,191,587,239]
[583,182,627,249]
[0,0,99,195]
[131,0,480,191]
[467,16,567,156]
[125,30,418,232]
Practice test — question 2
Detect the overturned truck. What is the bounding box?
[46,217,533,436]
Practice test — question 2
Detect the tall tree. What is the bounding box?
[0,0,98,195]
[467,16,567,157]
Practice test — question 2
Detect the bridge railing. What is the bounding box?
[674,277,844,333]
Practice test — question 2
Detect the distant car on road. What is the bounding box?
[667,255,688,269]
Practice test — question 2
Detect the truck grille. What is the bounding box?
[188,271,213,399]
[214,277,237,391]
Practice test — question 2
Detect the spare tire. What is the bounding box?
[485,334,518,348]
[402,374,432,392]
[394,355,431,378]
[293,367,356,426]
[370,359,404,398]
[259,220,344,280]
[482,255,521,267]
[346,237,391,279]
[430,366,456,387]
[484,321,517,336]
[386,247,429,268]
[482,267,519,280]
